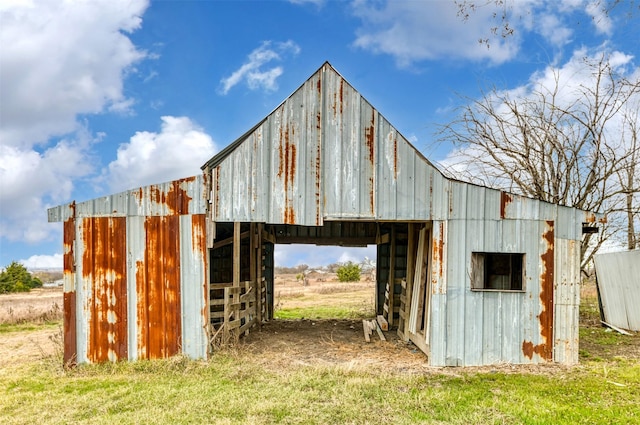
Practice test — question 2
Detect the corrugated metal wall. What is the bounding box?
[49,176,208,364]
[427,183,586,366]
[594,250,640,331]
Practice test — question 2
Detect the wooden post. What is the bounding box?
[232,222,240,342]
[256,223,263,326]
[248,223,257,333]
[401,223,417,340]
[387,226,396,327]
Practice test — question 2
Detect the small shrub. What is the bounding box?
[0,261,43,294]
[336,262,361,282]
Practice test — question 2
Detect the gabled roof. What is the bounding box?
[202,62,453,225]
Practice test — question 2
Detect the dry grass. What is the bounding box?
[0,288,63,326]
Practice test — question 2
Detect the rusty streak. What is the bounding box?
[393,134,398,180]
[315,122,322,225]
[279,123,297,224]
[215,165,221,219]
[191,214,209,329]
[166,177,194,215]
[438,223,445,278]
[365,110,375,214]
[500,191,512,219]
[523,220,555,361]
[339,79,344,115]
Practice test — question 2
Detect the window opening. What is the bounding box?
[471,253,524,291]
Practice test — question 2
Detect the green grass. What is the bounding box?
[0,320,60,334]
[274,304,374,320]
[1,355,639,424]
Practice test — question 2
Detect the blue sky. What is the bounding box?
[1,0,638,269]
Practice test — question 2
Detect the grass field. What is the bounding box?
[0,278,638,424]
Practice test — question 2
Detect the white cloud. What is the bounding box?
[0,0,149,148]
[349,0,627,67]
[20,253,64,270]
[538,13,573,46]
[0,132,95,244]
[350,0,519,67]
[104,116,217,193]
[0,0,149,246]
[585,1,613,35]
[218,40,301,95]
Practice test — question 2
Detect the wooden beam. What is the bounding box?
[376,232,390,245]
[212,230,250,251]
[373,320,386,341]
[261,229,276,244]
[363,320,371,342]
[377,315,388,331]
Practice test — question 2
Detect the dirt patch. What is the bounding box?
[240,318,429,374]
[0,326,62,372]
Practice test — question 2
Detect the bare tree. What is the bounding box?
[616,107,640,249]
[439,52,640,270]
[455,0,638,47]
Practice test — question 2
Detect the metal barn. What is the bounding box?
[49,62,602,367]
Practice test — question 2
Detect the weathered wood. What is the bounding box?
[233,222,241,288]
[226,319,241,330]
[363,320,371,342]
[377,315,388,331]
[401,224,417,341]
[387,226,396,327]
[261,230,276,244]
[376,232,390,245]
[373,320,386,341]
[212,230,250,250]
[256,223,263,326]
[409,227,427,334]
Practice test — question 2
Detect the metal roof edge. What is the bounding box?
[47,174,203,220]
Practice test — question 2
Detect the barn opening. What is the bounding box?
[208,220,434,354]
[272,243,376,320]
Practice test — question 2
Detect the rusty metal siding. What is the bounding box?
[594,250,640,331]
[81,217,128,363]
[48,176,208,364]
[136,216,182,359]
